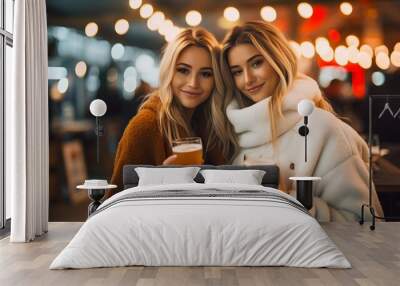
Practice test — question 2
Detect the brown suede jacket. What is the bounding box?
[111,95,226,191]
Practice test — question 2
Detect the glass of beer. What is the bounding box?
[171,137,204,165]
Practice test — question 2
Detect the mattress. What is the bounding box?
[50,183,350,269]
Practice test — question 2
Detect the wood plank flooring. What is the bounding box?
[0,222,399,286]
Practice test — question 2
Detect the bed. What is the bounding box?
[50,165,350,269]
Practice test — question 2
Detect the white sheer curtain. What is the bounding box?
[7,0,49,242]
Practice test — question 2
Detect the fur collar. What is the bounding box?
[226,75,322,148]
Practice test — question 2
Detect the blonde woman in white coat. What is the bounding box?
[220,21,383,222]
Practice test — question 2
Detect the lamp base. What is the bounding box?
[77,183,117,218]
[298,125,309,136]
[289,177,321,210]
[296,180,313,210]
[88,189,106,216]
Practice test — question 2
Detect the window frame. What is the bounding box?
[1,0,14,230]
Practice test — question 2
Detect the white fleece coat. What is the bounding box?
[227,76,383,222]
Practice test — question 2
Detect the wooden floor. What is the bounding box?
[0,222,399,286]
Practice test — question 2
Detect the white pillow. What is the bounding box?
[200,169,266,185]
[135,167,200,186]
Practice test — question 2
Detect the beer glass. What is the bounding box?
[171,137,204,165]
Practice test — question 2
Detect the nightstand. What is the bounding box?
[76,184,117,216]
[289,177,321,210]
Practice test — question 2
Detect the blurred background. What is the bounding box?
[46,0,400,221]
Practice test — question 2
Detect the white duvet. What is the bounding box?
[50,183,350,269]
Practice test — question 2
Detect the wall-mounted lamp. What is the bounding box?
[290,99,320,211]
[89,99,107,164]
[297,99,315,162]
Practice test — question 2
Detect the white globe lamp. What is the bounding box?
[297,99,315,117]
[89,99,107,163]
[90,99,107,117]
[297,99,315,162]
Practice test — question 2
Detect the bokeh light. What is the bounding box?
[390,51,400,67]
[340,2,353,16]
[319,46,334,62]
[360,44,373,57]
[376,52,390,70]
[297,2,313,19]
[334,45,349,66]
[289,41,301,58]
[57,78,69,93]
[75,61,87,78]
[300,41,315,58]
[140,4,153,18]
[345,35,359,47]
[111,43,125,60]
[224,7,240,22]
[260,6,277,22]
[357,51,372,69]
[372,71,385,86]
[85,22,98,37]
[147,11,165,31]
[129,0,142,10]
[115,19,129,35]
[185,10,202,27]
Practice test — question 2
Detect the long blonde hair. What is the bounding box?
[154,27,236,159]
[220,21,334,157]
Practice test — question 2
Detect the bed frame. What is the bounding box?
[122,165,280,189]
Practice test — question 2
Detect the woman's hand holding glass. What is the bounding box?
[163,137,204,165]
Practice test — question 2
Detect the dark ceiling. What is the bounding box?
[46,0,400,51]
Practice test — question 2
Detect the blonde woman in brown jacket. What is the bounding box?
[111,28,236,190]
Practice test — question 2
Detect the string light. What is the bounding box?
[147,11,165,31]
[111,43,125,60]
[348,46,359,63]
[124,66,137,80]
[360,44,373,57]
[289,41,301,58]
[345,35,359,47]
[75,61,87,78]
[165,27,182,42]
[375,45,389,55]
[319,46,334,62]
[85,22,98,37]
[390,51,400,67]
[260,6,277,22]
[158,19,174,36]
[376,53,390,70]
[297,2,313,19]
[340,2,353,16]
[357,51,372,69]
[124,80,137,93]
[129,0,142,10]
[371,71,385,86]
[315,37,330,55]
[124,1,398,62]
[224,7,240,22]
[57,78,69,93]
[334,45,349,66]
[185,10,202,27]
[115,19,130,35]
[140,4,153,18]
[300,41,315,58]
[136,2,181,43]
